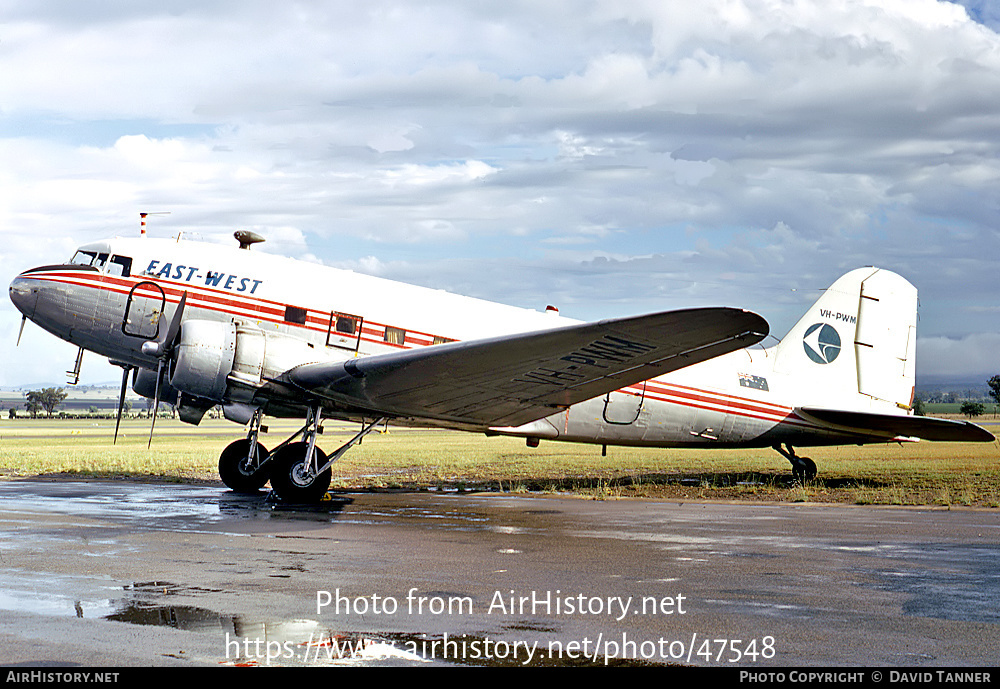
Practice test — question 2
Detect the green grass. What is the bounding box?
[1,416,998,507]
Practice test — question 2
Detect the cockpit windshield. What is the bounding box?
[70,250,100,267]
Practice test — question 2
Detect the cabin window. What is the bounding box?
[384,326,406,345]
[432,336,455,345]
[284,306,308,325]
[326,312,363,350]
[335,315,357,334]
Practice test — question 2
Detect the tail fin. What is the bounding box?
[772,267,917,411]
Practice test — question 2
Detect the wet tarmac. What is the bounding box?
[0,479,998,667]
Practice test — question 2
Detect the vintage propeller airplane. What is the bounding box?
[9,226,993,502]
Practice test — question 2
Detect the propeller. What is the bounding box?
[16,315,26,346]
[140,292,188,448]
[112,365,133,445]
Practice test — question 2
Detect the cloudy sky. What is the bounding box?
[2,0,998,387]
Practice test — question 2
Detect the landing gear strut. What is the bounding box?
[267,408,387,503]
[774,443,817,482]
[270,442,332,504]
[219,409,271,493]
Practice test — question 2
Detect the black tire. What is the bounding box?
[802,457,817,481]
[268,441,332,503]
[218,439,271,493]
[792,457,817,483]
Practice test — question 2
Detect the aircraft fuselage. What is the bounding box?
[6,235,910,450]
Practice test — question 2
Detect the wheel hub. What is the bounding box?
[290,461,315,487]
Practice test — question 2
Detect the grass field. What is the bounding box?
[1,416,998,507]
[924,402,1000,417]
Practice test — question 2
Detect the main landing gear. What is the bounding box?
[773,443,817,482]
[218,409,271,493]
[218,407,387,503]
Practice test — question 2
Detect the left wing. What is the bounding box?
[268,307,768,428]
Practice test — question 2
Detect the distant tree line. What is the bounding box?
[4,376,1000,420]
[917,388,994,404]
[956,376,1000,419]
[23,388,68,418]
[2,388,188,420]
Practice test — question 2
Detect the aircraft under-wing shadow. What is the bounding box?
[10,228,993,502]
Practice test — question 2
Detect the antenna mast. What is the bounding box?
[139,212,170,237]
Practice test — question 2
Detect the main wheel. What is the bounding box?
[219,439,271,493]
[268,441,332,503]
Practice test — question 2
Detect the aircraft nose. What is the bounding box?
[9,274,39,319]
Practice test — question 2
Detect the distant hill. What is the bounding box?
[0,385,143,412]
[915,375,994,403]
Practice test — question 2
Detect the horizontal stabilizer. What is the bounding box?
[276,307,768,428]
[798,407,995,443]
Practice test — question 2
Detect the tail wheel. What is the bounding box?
[269,441,332,503]
[219,439,271,493]
[774,444,817,483]
[792,457,817,482]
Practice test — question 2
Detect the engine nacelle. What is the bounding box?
[229,324,330,388]
[134,364,214,425]
[166,318,344,408]
[133,368,180,406]
[169,319,237,402]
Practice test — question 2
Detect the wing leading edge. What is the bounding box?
[272,307,768,428]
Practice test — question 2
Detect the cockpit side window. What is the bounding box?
[107,255,132,278]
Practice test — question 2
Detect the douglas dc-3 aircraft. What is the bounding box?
[9,229,993,502]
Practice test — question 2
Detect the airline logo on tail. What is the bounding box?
[803,323,841,364]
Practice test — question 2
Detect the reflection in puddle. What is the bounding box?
[97,580,659,667]
[0,568,662,666]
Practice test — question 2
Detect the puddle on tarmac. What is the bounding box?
[100,582,658,666]
[105,587,659,666]
[0,572,661,666]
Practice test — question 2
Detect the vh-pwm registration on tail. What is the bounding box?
[9,228,993,502]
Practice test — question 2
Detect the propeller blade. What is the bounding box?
[16,315,26,347]
[148,361,163,449]
[142,291,188,358]
[161,291,187,352]
[142,292,186,448]
[113,366,131,445]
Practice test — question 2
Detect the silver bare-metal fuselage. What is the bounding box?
[12,263,160,371]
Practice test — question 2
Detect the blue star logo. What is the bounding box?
[803,323,841,364]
